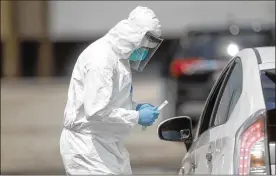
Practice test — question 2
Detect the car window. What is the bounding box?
[261,69,276,110]
[210,58,243,126]
[197,60,235,136]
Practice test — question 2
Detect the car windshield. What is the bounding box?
[174,30,274,60]
[260,68,276,110]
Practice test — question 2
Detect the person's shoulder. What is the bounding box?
[81,39,116,72]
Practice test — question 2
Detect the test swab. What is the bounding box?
[142,100,168,131]
[157,100,169,111]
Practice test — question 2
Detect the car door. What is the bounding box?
[180,59,235,175]
[192,61,235,174]
[194,58,243,174]
[208,58,243,174]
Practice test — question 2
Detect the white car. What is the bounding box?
[158,47,275,175]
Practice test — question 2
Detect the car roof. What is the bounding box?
[254,46,275,64]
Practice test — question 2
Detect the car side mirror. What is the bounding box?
[157,116,193,149]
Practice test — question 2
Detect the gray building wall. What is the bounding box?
[48,1,275,40]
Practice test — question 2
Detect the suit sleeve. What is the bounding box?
[83,63,139,128]
[132,101,139,110]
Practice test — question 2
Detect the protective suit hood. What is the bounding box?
[104,6,162,60]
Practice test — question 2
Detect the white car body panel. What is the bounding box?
[256,46,275,64]
[259,62,275,70]
[179,47,275,175]
[193,125,224,174]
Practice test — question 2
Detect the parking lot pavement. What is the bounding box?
[1,74,185,174]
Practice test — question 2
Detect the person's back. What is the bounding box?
[61,37,135,174]
[60,6,163,175]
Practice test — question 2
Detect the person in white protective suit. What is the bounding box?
[60,6,163,175]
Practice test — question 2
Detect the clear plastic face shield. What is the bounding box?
[129,32,163,72]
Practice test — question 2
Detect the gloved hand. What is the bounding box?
[136,103,154,111]
[138,106,159,126]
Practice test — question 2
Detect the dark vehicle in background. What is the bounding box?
[162,24,275,123]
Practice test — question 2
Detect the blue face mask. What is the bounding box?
[129,48,149,61]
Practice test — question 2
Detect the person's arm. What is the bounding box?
[84,63,139,128]
[130,85,139,110]
[132,101,139,110]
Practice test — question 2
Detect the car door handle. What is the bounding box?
[206,152,213,162]
[191,161,196,171]
[181,163,196,175]
[181,166,185,175]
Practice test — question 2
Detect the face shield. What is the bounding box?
[129,32,163,72]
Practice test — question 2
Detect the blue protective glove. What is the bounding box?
[138,106,159,126]
[136,103,154,111]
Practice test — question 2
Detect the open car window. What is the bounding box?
[195,59,236,137]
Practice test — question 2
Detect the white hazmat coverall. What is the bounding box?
[60,6,161,175]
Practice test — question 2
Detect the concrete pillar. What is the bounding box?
[16,0,53,77]
[1,0,20,77]
[37,1,53,77]
[38,39,53,77]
